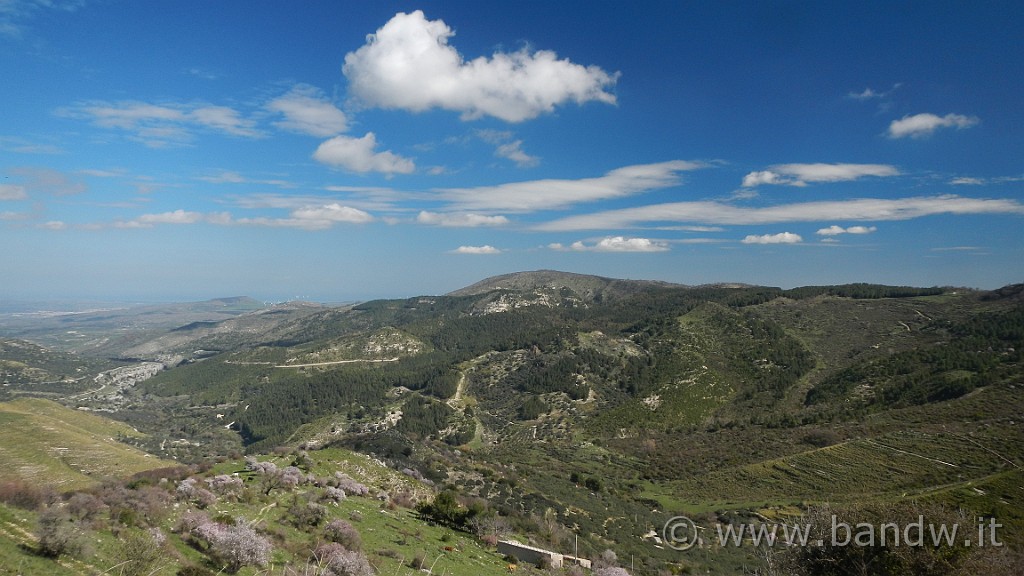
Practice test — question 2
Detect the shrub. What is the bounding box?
[36,505,90,558]
[0,480,51,510]
[118,529,165,576]
[325,519,362,551]
[66,492,106,523]
[206,474,244,498]
[190,518,271,573]
[176,477,217,508]
[323,486,348,503]
[335,473,370,496]
[288,496,328,527]
[315,542,375,576]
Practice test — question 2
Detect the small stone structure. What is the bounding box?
[497,540,592,569]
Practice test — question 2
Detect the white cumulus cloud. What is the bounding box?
[268,85,348,137]
[342,10,618,122]
[452,245,501,254]
[551,236,669,252]
[291,203,374,224]
[741,170,786,187]
[741,232,803,244]
[888,113,979,139]
[816,225,877,236]
[313,133,415,174]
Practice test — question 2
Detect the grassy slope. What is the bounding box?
[0,398,176,491]
[0,447,518,576]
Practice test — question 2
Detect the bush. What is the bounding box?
[314,542,375,576]
[288,496,328,527]
[0,480,51,510]
[190,518,271,573]
[334,473,370,496]
[118,529,165,576]
[325,519,362,551]
[36,505,90,558]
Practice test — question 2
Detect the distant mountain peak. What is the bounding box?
[448,269,685,300]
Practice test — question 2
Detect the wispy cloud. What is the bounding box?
[0,0,85,39]
[58,100,262,147]
[931,246,983,252]
[197,171,296,188]
[106,202,374,231]
[494,140,540,168]
[948,175,1023,186]
[549,236,670,252]
[888,113,979,139]
[0,135,62,155]
[475,129,540,168]
[742,163,899,187]
[267,84,348,137]
[537,195,1024,231]
[0,184,28,200]
[9,166,86,195]
[417,211,509,227]
[343,10,618,122]
[438,160,705,212]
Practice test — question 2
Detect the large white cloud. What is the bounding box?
[439,160,704,212]
[742,232,802,244]
[313,133,415,174]
[550,236,669,252]
[537,195,1024,231]
[888,113,979,139]
[342,10,618,122]
[268,85,348,137]
[742,163,899,187]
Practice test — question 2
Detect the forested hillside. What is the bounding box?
[2,272,1022,575]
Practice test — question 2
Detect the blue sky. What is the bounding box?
[2,1,1022,302]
